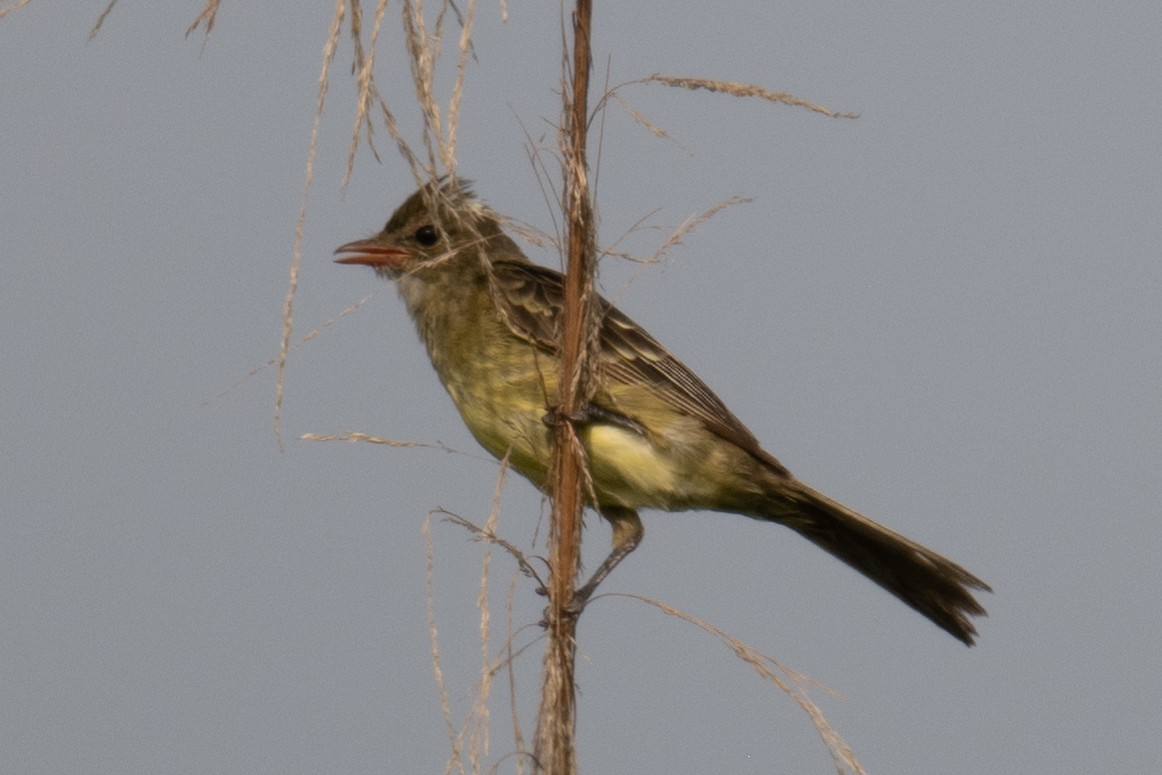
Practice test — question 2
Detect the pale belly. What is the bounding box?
[445,370,745,513]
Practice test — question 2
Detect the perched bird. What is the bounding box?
[336,179,990,644]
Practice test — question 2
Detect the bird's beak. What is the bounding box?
[333,237,409,268]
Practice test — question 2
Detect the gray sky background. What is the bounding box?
[3,3,1159,773]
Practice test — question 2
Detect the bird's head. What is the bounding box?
[335,177,499,278]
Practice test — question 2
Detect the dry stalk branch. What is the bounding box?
[87,0,117,37]
[341,0,390,185]
[0,0,34,20]
[640,74,859,120]
[642,195,751,266]
[608,593,866,775]
[206,293,375,404]
[602,194,749,268]
[505,573,532,775]
[428,489,550,775]
[464,452,510,773]
[274,0,347,448]
[532,0,597,772]
[300,431,466,455]
[610,93,688,152]
[399,0,475,176]
[185,0,223,39]
[446,0,478,166]
[442,513,547,590]
[424,512,468,775]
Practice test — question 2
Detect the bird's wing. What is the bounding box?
[490,261,785,470]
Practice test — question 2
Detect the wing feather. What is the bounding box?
[490,261,784,471]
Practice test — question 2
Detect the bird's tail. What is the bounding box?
[761,480,991,645]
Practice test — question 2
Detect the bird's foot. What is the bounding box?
[538,585,595,627]
[541,402,646,435]
[541,404,591,428]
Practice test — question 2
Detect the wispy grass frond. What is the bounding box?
[640,74,858,119]
[608,593,866,775]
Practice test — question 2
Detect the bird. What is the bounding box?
[335,178,990,644]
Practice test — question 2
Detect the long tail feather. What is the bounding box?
[766,481,991,645]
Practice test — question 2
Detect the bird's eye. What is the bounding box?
[414,225,440,247]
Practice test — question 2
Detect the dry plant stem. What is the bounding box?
[533,1,594,773]
[341,0,388,185]
[185,0,223,38]
[87,0,117,36]
[424,513,469,775]
[0,0,35,21]
[610,593,866,775]
[461,452,510,773]
[642,74,859,120]
[274,1,345,447]
[426,508,545,775]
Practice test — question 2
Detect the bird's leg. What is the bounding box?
[569,507,644,612]
[537,508,643,625]
[538,403,647,622]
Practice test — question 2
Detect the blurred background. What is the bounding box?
[2,3,1159,773]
